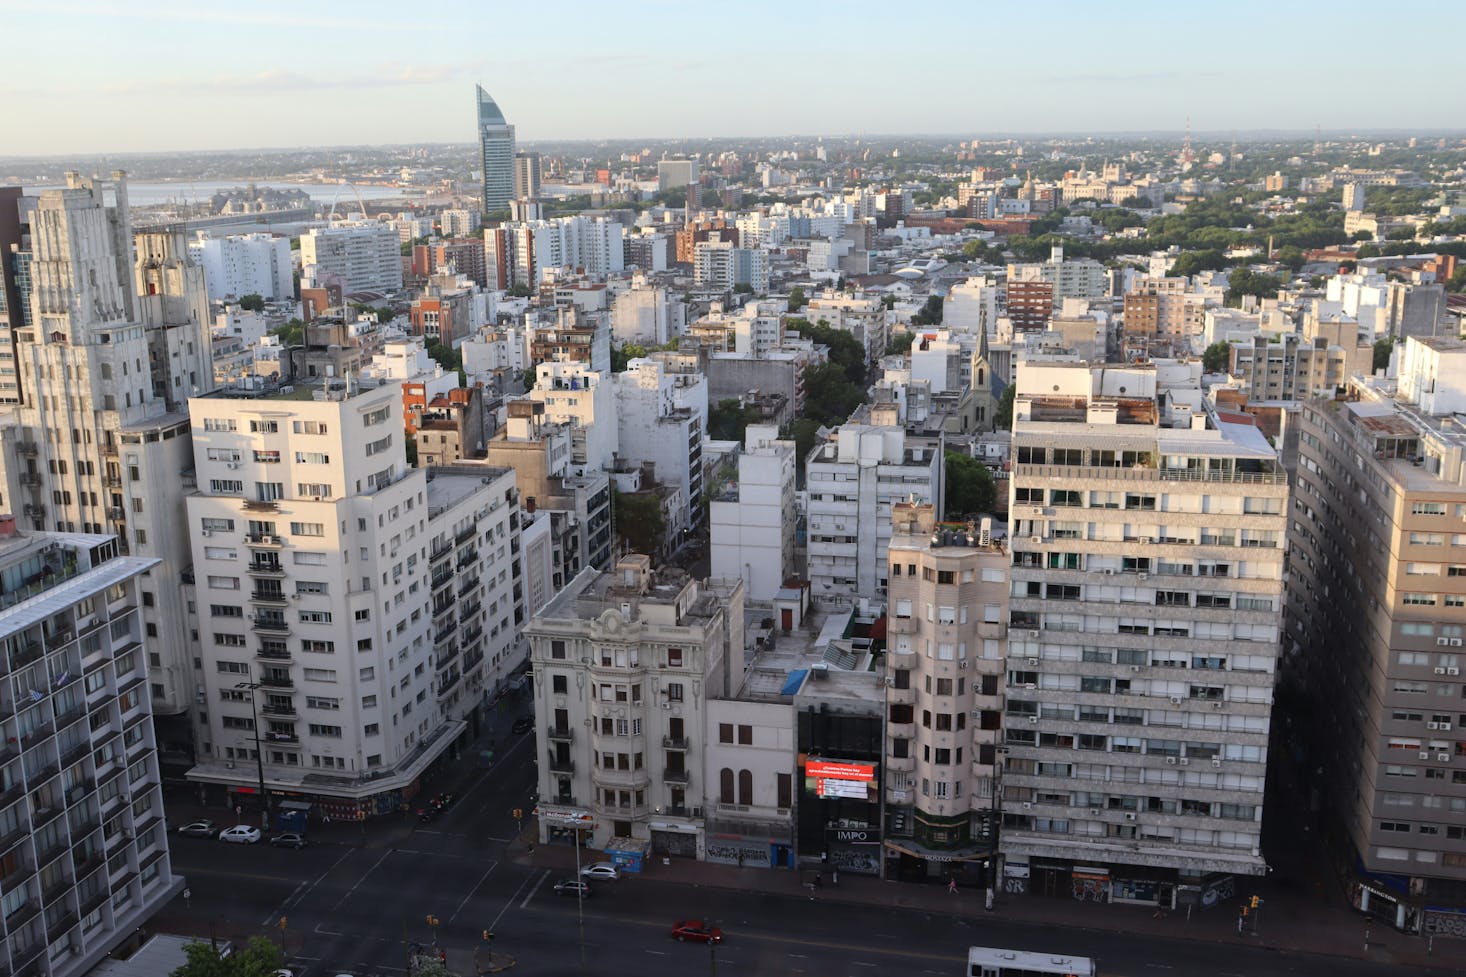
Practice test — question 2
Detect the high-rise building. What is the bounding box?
[709,425,797,601]
[804,417,943,597]
[1289,339,1466,930]
[187,232,293,303]
[300,223,402,295]
[477,85,516,215]
[1003,361,1287,889]
[525,555,745,853]
[0,524,183,975]
[657,159,698,193]
[884,503,1008,876]
[182,381,524,815]
[693,240,769,293]
[0,173,214,762]
[514,151,542,202]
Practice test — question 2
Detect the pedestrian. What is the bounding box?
[832,869,839,887]
[949,877,958,895]
[814,873,822,890]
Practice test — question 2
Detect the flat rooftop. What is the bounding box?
[739,605,881,704]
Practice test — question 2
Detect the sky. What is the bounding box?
[2,0,1463,156]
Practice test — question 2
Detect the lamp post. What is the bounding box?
[574,823,586,974]
[235,681,270,830]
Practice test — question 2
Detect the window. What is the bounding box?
[362,406,391,426]
[293,420,328,434]
[290,522,325,537]
[667,647,683,668]
[203,418,236,432]
[738,769,753,806]
[738,724,753,745]
[299,610,333,624]
[550,640,566,660]
[720,768,734,804]
[666,683,684,702]
[294,452,331,464]
[552,675,567,694]
[719,723,733,744]
[308,724,342,737]
[1412,502,1447,515]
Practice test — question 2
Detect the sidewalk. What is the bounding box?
[512,837,1459,973]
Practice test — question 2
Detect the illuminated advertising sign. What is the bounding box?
[805,760,876,782]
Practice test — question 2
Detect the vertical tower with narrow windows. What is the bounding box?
[477,86,516,216]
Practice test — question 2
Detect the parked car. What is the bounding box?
[511,716,534,734]
[218,825,262,844]
[552,878,592,898]
[671,920,723,944]
[270,832,307,849]
[580,862,619,881]
[177,820,218,838]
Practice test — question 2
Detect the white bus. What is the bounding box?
[967,946,1098,977]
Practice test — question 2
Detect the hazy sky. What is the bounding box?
[3,0,1462,156]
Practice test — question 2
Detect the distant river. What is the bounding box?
[24,180,417,207]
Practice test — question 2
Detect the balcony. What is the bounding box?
[662,767,691,784]
[245,534,283,547]
[661,736,689,750]
[251,617,290,634]
[102,475,122,489]
[547,755,574,773]
[548,726,574,742]
[264,731,299,744]
[242,499,279,511]
[259,675,294,689]
[255,646,291,662]
[17,472,41,487]
[246,562,285,577]
[260,702,296,718]
[455,525,476,545]
[250,589,288,605]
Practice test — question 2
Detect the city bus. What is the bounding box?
[967,946,1098,977]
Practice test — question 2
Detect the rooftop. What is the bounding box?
[738,604,881,704]
[425,465,514,519]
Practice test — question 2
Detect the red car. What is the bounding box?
[671,920,723,944]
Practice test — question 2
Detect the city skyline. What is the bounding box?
[4,0,1464,155]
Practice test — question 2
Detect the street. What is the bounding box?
[154,709,1447,977]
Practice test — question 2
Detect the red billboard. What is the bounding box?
[806,760,875,782]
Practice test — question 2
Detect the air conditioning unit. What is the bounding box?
[1166,756,1178,765]
[1131,664,1142,673]
[1428,721,1441,730]
[1138,573,1149,581]
[1211,758,1222,768]
[1089,808,1101,816]
[1178,758,1189,766]
[1440,753,1452,762]
[1026,658,1039,666]
[1449,668,1461,676]
[1419,751,1431,760]
[1435,667,1447,675]
[1442,723,1454,731]
[1102,569,1116,576]
[1028,715,1038,724]
[1213,701,1223,710]
[1169,696,1182,705]
[1124,812,1137,822]
[1451,639,1463,648]
[1139,536,1153,544]
[958,660,967,669]
[227,462,240,470]
[1029,536,1042,545]
[201,529,212,538]
[1439,638,1452,646]
[1022,801,1033,810]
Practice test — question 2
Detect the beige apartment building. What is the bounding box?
[883,503,1008,881]
[1290,339,1466,932]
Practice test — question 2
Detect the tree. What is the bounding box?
[800,362,865,427]
[788,286,808,312]
[425,341,462,374]
[1168,249,1229,278]
[170,937,283,977]
[911,294,944,327]
[1447,267,1466,293]
[944,451,997,520]
[273,317,304,348]
[506,283,533,298]
[787,418,822,486]
[1225,269,1284,307]
[708,398,761,442]
[614,490,666,558]
[787,318,865,384]
[885,332,915,356]
[1203,342,1232,374]
[1373,337,1394,373]
[236,293,265,312]
[993,384,1016,431]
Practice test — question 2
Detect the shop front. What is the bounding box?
[648,821,700,859]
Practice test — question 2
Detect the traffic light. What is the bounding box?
[513,808,523,820]
[483,930,494,942]
[426,914,440,927]
[1250,895,1261,909]
[278,916,288,930]
[1240,906,1249,918]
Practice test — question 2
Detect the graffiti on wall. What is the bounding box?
[1071,876,1107,903]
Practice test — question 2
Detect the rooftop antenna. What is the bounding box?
[1180,116,1195,166]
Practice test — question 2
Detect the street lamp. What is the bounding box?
[235,681,270,830]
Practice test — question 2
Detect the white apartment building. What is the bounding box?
[0,526,183,977]
[614,359,708,533]
[301,222,403,295]
[884,504,1008,876]
[1009,247,1108,302]
[805,421,943,599]
[709,425,796,601]
[945,278,1000,336]
[0,174,215,755]
[526,556,744,854]
[188,232,293,303]
[529,360,617,477]
[439,209,480,238]
[694,241,770,294]
[182,380,521,816]
[489,217,626,290]
[611,279,675,346]
[806,292,889,367]
[1003,361,1287,893]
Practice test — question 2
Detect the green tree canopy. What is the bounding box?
[1373,337,1394,373]
[1203,342,1232,374]
[788,318,866,384]
[911,294,945,327]
[788,286,808,312]
[236,293,265,312]
[801,362,865,428]
[272,317,304,348]
[787,418,822,480]
[506,282,534,298]
[708,398,762,443]
[614,490,666,558]
[993,384,1016,431]
[170,937,283,977]
[944,451,997,520]
[885,332,915,356]
[1225,269,1285,307]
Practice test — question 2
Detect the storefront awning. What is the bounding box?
[882,839,995,863]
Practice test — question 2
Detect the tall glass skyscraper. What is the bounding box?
[477,85,516,215]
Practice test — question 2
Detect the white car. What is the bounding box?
[218,824,262,844]
[580,861,620,881]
